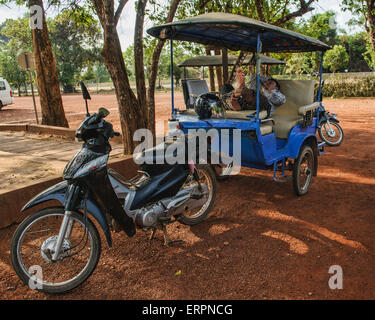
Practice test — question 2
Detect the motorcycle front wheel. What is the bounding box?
[10,207,101,294]
[319,121,344,146]
[178,164,217,226]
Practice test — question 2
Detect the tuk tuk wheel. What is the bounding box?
[293,145,314,196]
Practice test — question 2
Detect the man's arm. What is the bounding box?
[249,75,269,91]
[262,89,286,106]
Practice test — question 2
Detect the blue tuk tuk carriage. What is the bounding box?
[147,12,331,196]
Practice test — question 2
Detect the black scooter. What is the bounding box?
[318,106,344,146]
[10,82,216,293]
[315,80,344,147]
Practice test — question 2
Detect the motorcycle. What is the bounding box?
[10,82,216,294]
[318,106,344,147]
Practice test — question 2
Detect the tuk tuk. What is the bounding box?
[147,12,331,196]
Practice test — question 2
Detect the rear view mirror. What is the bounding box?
[80,81,91,100]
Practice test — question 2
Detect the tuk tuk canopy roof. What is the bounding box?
[178,54,285,67]
[147,12,331,53]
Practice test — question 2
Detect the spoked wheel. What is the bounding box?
[319,121,344,146]
[293,145,314,196]
[10,207,101,293]
[178,164,217,226]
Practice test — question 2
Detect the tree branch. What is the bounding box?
[114,0,130,26]
[255,0,265,22]
[274,0,315,26]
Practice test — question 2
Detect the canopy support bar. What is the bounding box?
[170,39,175,115]
[256,33,262,121]
[318,52,324,103]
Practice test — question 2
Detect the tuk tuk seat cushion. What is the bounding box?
[272,80,316,139]
[260,124,273,136]
[182,109,268,120]
[224,110,268,120]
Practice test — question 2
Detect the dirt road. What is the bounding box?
[0,95,375,299]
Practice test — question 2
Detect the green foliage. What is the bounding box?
[0,5,103,93]
[323,76,375,98]
[0,16,32,51]
[0,17,31,94]
[0,46,28,92]
[176,0,304,28]
[300,11,337,45]
[48,9,102,93]
[340,32,372,71]
[324,45,350,73]
[0,22,9,45]
[123,45,135,80]
[284,53,316,75]
[364,35,375,70]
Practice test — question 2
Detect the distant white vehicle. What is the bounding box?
[0,77,14,110]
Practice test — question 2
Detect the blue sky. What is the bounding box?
[0,0,363,50]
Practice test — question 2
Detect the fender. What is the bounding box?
[21,180,112,247]
[287,129,318,160]
[327,116,340,123]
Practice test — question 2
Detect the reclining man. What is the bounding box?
[230,67,286,117]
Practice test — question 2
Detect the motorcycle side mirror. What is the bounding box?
[80,81,91,117]
[98,107,110,118]
[80,81,91,100]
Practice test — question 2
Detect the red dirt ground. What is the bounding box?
[1,94,375,300]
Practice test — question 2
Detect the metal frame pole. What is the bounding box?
[170,39,175,115]
[256,34,262,121]
[318,51,324,103]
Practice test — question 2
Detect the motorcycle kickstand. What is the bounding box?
[149,221,185,246]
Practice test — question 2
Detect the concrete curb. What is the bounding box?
[0,123,123,143]
[0,156,138,229]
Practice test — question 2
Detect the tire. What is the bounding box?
[293,145,314,196]
[0,101,3,111]
[319,121,344,146]
[212,163,230,182]
[178,164,217,226]
[10,207,101,294]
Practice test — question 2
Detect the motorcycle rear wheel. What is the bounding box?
[178,164,217,226]
[10,207,101,294]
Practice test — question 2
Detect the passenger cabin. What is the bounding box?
[180,79,320,140]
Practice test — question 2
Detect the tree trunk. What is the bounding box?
[147,0,181,137]
[93,0,147,154]
[229,51,246,84]
[222,48,229,84]
[214,49,223,90]
[366,0,375,53]
[29,0,68,127]
[205,47,216,92]
[134,0,148,125]
[102,31,147,154]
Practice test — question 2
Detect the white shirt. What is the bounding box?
[248,75,286,115]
